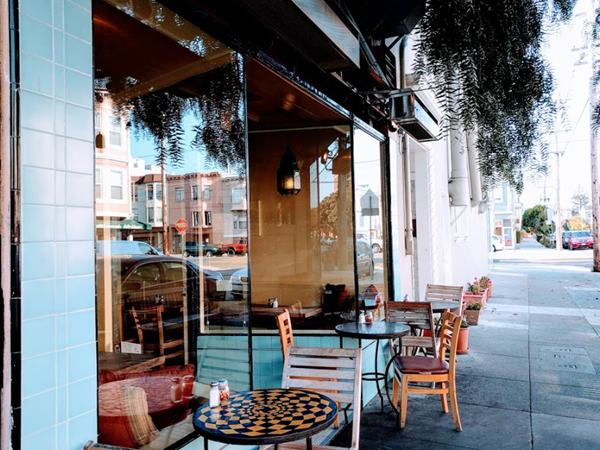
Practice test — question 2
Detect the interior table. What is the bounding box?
[193,389,338,450]
[334,321,410,411]
[425,300,461,335]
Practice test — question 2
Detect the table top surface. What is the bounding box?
[193,389,337,445]
[334,321,411,339]
[425,300,461,313]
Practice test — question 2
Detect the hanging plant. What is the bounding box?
[413,0,576,192]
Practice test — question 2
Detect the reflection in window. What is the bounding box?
[353,128,386,303]
[94,0,249,443]
[110,170,123,200]
[96,169,102,199]
[232,188,244,203]
[233,212,247,229]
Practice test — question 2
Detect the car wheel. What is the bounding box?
[227,248,236,257]
[372,243,381,253]
[205,250,213,257]
[184,251,190,257]
[232,294,243,300]
[492,245,497,252]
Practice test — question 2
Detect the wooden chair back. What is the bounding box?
[282,346,363,450]
[129,305,184,365]
[424,283,465,314]
[276,309,294,360]
[385,301,438,358]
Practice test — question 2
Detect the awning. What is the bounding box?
[96,218,152,230]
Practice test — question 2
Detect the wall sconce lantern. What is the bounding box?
[277,142,301,196]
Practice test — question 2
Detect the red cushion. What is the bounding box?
[394,355,449,374]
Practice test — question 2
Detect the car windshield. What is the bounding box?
[571,231,590,238]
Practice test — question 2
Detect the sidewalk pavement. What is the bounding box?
[331,237,600,450]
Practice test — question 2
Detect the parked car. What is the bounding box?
[356,232,384,253]
[96,255,226,307]
[184,241,223,257]
[222,238,248,256]
[356,239,374,277]
[562,231,573,249]
[567,230,593,250]
[230,267,249,300]
[96,240,163,256]
[491,235,504,252]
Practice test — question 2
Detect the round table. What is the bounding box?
[193,389,338,450]
[426,300,461,313]
[334,321,410,411]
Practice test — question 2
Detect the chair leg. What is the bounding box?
[399,374,409,430]
[448,377,462,431]
[392,376,400,406]
[440,382,449,413]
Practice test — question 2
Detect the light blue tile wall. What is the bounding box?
[19,1,96,450]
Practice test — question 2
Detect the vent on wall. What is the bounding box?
[389,89,439,141]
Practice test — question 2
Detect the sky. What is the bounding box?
[521,1,594,211]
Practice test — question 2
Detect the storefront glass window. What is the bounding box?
[353,128,387,308]
[94,0,249,447]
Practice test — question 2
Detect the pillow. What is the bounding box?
[99,384,159,448]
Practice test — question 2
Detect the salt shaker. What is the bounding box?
[358,311,366,324]
[171,376,183,403]
[218,379,230,402]
[209,381,220,407]
[365,311,373,324]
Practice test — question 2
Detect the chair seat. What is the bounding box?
[394,355,449,374]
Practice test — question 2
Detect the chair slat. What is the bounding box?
[286,367,355,380]
[287,356,357,368]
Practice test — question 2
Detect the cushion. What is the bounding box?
[99,385,159,448]
[394,355,449,374]
[119,364,195,381]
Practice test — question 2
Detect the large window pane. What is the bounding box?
[353,128,387,310]
[94,1,249,447]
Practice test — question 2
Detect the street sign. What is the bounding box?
[360,189,380,216]
[175,218,188,234]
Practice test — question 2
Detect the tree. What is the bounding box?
[522,205,554,236]
[414,0,576,192]
[570,186,590,216]
[567,215,589,231]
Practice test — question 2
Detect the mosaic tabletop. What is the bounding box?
[193,389,338,446]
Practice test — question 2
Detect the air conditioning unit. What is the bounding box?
[389,89,439,141]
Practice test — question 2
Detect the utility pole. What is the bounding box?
[590,0,600,271]
[555,150,563,250]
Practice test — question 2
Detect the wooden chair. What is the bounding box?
[279,346,363,450]
[391,311,463,431]
[385,301,438,358]
[424,283,465,314]
[276,309,294,360]
[129,305,184,366]
[275,310,340,428]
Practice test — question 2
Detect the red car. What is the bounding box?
[567,231,593,250]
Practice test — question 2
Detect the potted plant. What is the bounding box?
[464,302,482,326]
[464,278,486,308]
[479,276,492,298]
[457,318,470,354]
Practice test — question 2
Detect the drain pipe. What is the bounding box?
[466,130,483,208]
[447,92,470,206]
[398,36,414,254]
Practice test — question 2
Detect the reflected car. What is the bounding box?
[357,232,384,253]
[96,255,226,309]
[491,235,504,252]
[184,241,224,257]
[567,231,593,250]
[356,240,374,277]
[230,268,249,300]
[96,240,163,256]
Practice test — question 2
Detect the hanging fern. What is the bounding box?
[414,0,576,192]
